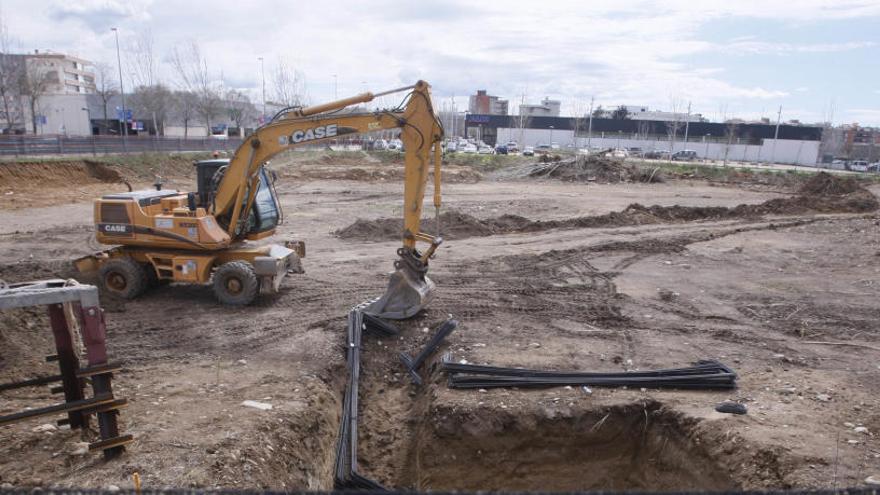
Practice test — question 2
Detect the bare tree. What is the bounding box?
[270,57,305,108]
[225,89,254,130]
[130,83,171,135]
[170,40,221,133]
[0,13,23,133]
[128,29,157,88]
[19,60,53,134]
[636,120,651,140]
[667,96,685,153]
[94,62,117,133]
[723,121,739,167]
[171,90,198,138]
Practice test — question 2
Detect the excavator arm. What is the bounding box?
[212,81,443,256]
[211,80,445,318]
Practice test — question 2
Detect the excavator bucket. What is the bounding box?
[365,250,435,320]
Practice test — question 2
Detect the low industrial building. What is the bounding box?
[465,114,824,166]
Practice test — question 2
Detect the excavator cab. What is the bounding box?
[194,159,281,238]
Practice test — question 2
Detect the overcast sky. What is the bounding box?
[3,0,879,125]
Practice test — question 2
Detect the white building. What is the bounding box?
[520,98,561,117]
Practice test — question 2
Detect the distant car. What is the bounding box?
[606,148,628,159]
[535,144,552,155]
[868,162,880,173]
[477,145,494,154]
[644,150,670,159]
[850,160,869,172]
[494,144,508,154]
[829,159,847,170]
[445,141,458,152]
[522,146,535,156]
[505,141,519,153]
[671,150,697,161]
[373,139,388,151]
[627,147,644,157]
[460,143,478,153]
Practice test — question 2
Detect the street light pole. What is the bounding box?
[258,57,266,122]
[587,96,594,149]
[111,27,127,152]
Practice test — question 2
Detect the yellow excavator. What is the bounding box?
[76,80,444,319]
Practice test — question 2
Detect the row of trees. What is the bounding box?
[0,17,308,136]
[96,32,308,137]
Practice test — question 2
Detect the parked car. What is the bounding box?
[494,144,508,154]
[849,160,869,172]
[627,147,644,157]
[868,162,880,173]
[372,139,388,151]
[505,141,519,153]
[671,150,698,161]
[535,144,552,155]
[644,150,670,159]
[829,159,847,170]
[522,146,535,156]
[445,140,458,152]
[460,143,478,153]
[605,148,628,159]
[477,145,495,154]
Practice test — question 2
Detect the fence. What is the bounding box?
[0,135,245,157]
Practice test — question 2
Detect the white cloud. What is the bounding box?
[0,0,874,123]
[720,40,876,55]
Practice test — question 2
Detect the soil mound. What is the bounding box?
[0,160,123,189]
[527,155,663,183]
[798,171,863,196]
[337,181,879,243]
[334,211,532,241]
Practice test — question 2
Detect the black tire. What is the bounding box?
[99,257,147,299]
[212,261,259,305]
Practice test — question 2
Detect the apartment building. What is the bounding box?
[25,51,96,95]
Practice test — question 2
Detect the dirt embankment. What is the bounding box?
[337,172,878,242]
[0,155,203,209]
[277,151,482,183]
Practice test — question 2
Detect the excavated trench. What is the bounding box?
[404,401,737,491]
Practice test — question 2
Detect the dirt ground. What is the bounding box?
[1,152,880,491]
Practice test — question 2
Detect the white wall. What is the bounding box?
[496,128,820,166]
[24,94,91,136]
[164,125,208,137]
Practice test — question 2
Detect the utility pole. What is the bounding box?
[771,105,782,164]
[518,90,526,145]
[587,95,594,149]
[258,57,266,122]
[111,27,128,152]
[683,101,691,146]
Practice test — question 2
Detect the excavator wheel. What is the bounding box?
[212,261,259,305]
[98,257,147,299]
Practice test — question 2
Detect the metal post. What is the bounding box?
[587,96,594,149]
[684,101,691,146]
[258,57,266,122]
[111,27,128,153]
[47,304,86,429]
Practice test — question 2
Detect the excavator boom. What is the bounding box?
[86,80,445,316]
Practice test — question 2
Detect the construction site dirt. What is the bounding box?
[1,152,880,491]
